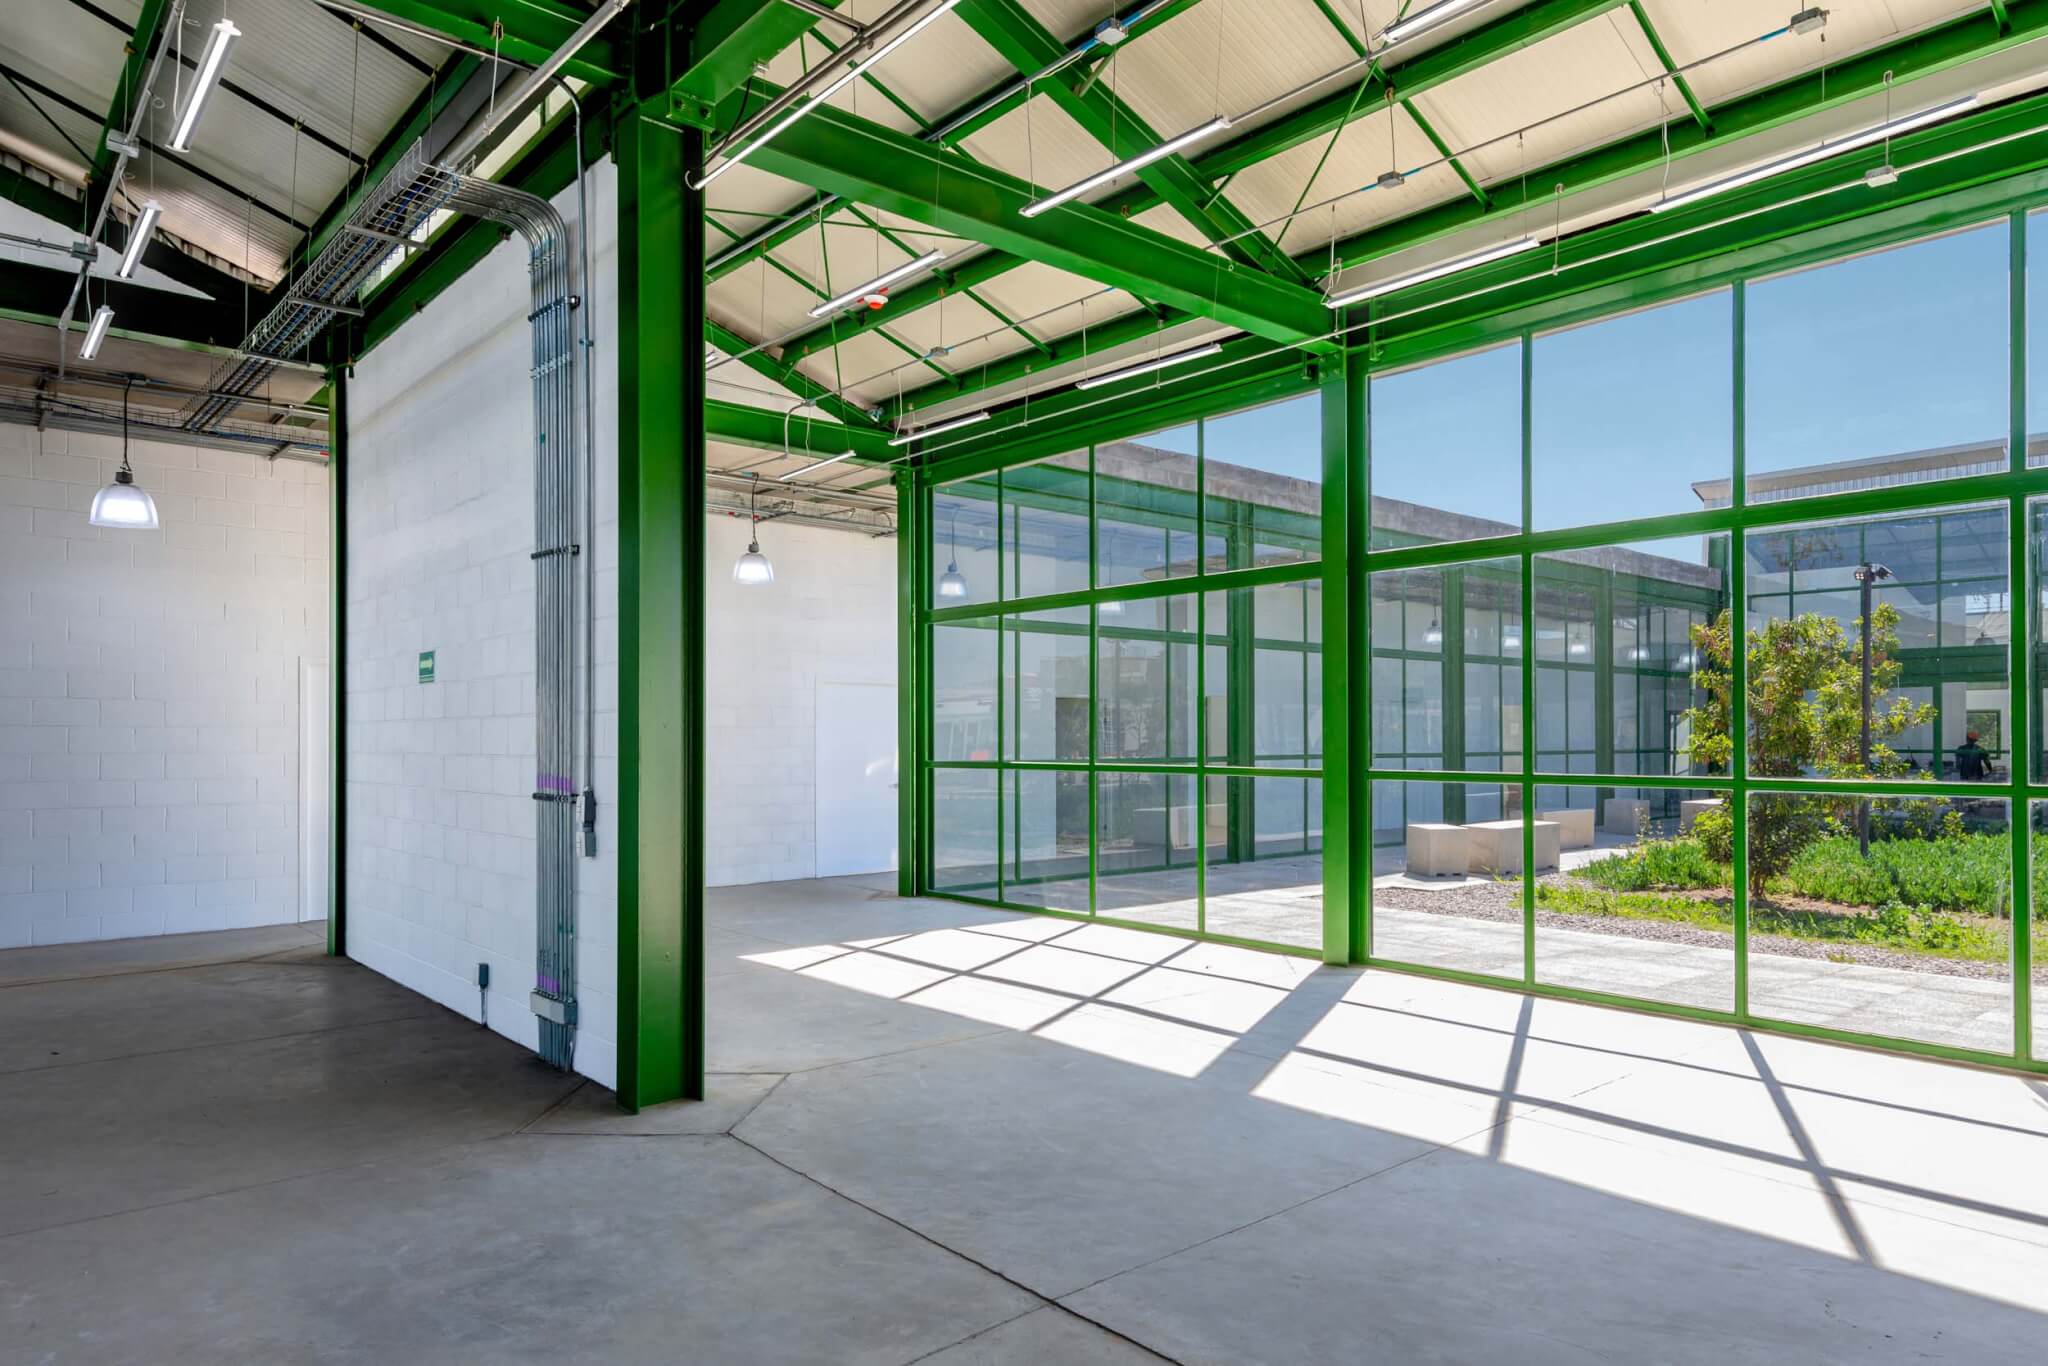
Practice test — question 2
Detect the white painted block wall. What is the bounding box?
[0,422,330,948]
[704,513,896,887]
[346,163,620,1088]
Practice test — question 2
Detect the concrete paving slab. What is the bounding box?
[707,957,1006,1074]
[918,1307,1169,1364]
[524,1073,787,1135]
[0,919,326,987]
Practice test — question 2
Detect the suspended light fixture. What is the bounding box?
[1501,627,1521,651]
[169,16,241,152]
[79,303,115,360]
[89,383,159,530]
[1376,0,1504,49]
[889,410,991,446]
[809,250,946,319]
[1423,616,1444,646]
[1074,342,1224,390]
[117,199,161,279]
[1325,236,1541,307]
[693,0,964,190]
[1022,116,1232,218]
[732,473,775,586]
[937,507,968,600]
[1650,94,1979,214]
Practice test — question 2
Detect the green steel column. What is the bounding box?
[1520,338,1537,985]
[1730,281,1749,1019]
[326,342,348,958]
[896,467,921,897]
[1322,350,1367,964]
[2009,209,2032,1060]
[616,107,704,1110]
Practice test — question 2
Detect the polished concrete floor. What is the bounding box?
[6,879,2048,1363]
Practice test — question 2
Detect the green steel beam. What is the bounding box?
[1315,0,2048,278]
[616,107,704,1110]
[957,0,1306,283]
[704,317,880,428]
[777,248,1017,365]
[1628,0,1710,131]
[725,93,1333,349]
[81,0,170,235]
[659,0,837,120]
[1303,0,1488,208]
[342,0,623,82]
[704,396,892,460]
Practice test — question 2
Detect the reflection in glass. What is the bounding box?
[1742,507,2008,780]
[1370,341,1522,548]
[1005,451,1090,600]
[1370,780,1525,979]
[1206,776,1322,949]
[932,621,998,762]
[933,475,1000,606]
[1006,607,1089,761]
[1095,771,1199,931]
[2032,210,2048,468]
[1534,536,1727,776]
[1531,785,1735,1011]
[2033,803,2048,1061]
[1206,582,1322,769]
[1204,393,1321,570]
[1098,595,1197,762]
[1747,793,2009,1054]
[1009,769,1090,912]
[1746,224,2008,502]
[932,769,999,895]
[1534,291,1732,529]
[1371,559,1520,772]
[1097,424,1206,587]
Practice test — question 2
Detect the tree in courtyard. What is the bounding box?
[1681,604,1932,895]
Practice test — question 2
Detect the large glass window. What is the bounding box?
[1098,595,1198,763]
[2030,210,2048,468]
[1746,225,2009,503]
[1370,341,1522,548]
[1204,394,1321,570]
[1371,558,1521,773]
[1097,423,1203,588]
[1007,608,1088,762]
[1004,452,1090,600]
[1533,291,1732,528]
[933,475,1000,607]
[1369,779,1525,980]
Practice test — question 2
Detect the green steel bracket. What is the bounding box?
[659,0,840,112]
[720,90,1334,350]
[957,0,1306,284]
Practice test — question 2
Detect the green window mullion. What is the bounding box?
[2010,209,2032,1059]
[1521,335,1536,987]
[1089,444,1100,918]
[1730,279,1750,1020]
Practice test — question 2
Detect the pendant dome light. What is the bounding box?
[89,380,159,530]
[732,472,774,586]
[937,506,968,600]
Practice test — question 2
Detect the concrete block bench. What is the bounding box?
[1465,819,1560,876]
[1679,798,1724,834]
[1602,797,1649,835]
[1405,823,1470,878]
[1539,807,1595,850]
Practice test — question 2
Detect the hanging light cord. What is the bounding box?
[120,376,133,475]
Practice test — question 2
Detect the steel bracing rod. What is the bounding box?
[313,0,539,69]
[442,0,629,168]
[780,0,865,30]
[55,0,185,377]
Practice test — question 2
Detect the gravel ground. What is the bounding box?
[1375,874,2014,982]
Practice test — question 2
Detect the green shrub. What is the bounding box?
[1691,804,1733,864]
[1578,837,1728,892]
[1776,833,2009,917]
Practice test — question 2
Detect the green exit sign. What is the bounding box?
[418,650,436,684]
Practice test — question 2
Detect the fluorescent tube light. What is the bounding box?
[169,18,240,152]
[808,250,946,318]
[1074,342,1223,390]
[1377,0,1501,48]
[888,410,990,446]
[780,450,856,481]
[695,0,962,189]
[80,304,114,360]
[1022,117,1232,218]
[1324,236,1540,308]
[117,199,161,279]
[1651,94,1979,213]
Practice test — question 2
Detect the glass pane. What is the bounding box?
[1096,424,1205,588]
[1531,785,1735,1011]
[1533,291,1732,527]
[931,769,998,896]
[1746,506,2008,780]
[1534,535,1728,776]
[1098,594,1198,762]
[1205,581,1320,769]
[1370,558,1521,772]
[1006,607,1089,762]
[1370,341,1522,548]
[1008,769,1090,912]
[1203,393,1320,570]
[1004,451,1090,600]
[1095,771,1199,931]
[931,620,998,762]
[2031,210,2048,468]
[933,475,999,607]
[2033,803,2048,1060]
[1747,793,2010,1054]
[1205,776,1321,950]
[1369,779,1525,979]
[1746,225,2009,503]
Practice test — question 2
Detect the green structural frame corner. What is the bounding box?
[899,171,2048,1079]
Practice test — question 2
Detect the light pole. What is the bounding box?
[1853,562,1893,855]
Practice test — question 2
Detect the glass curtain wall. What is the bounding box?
[924,401,1325,952]
[1367,217,2044,1068]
